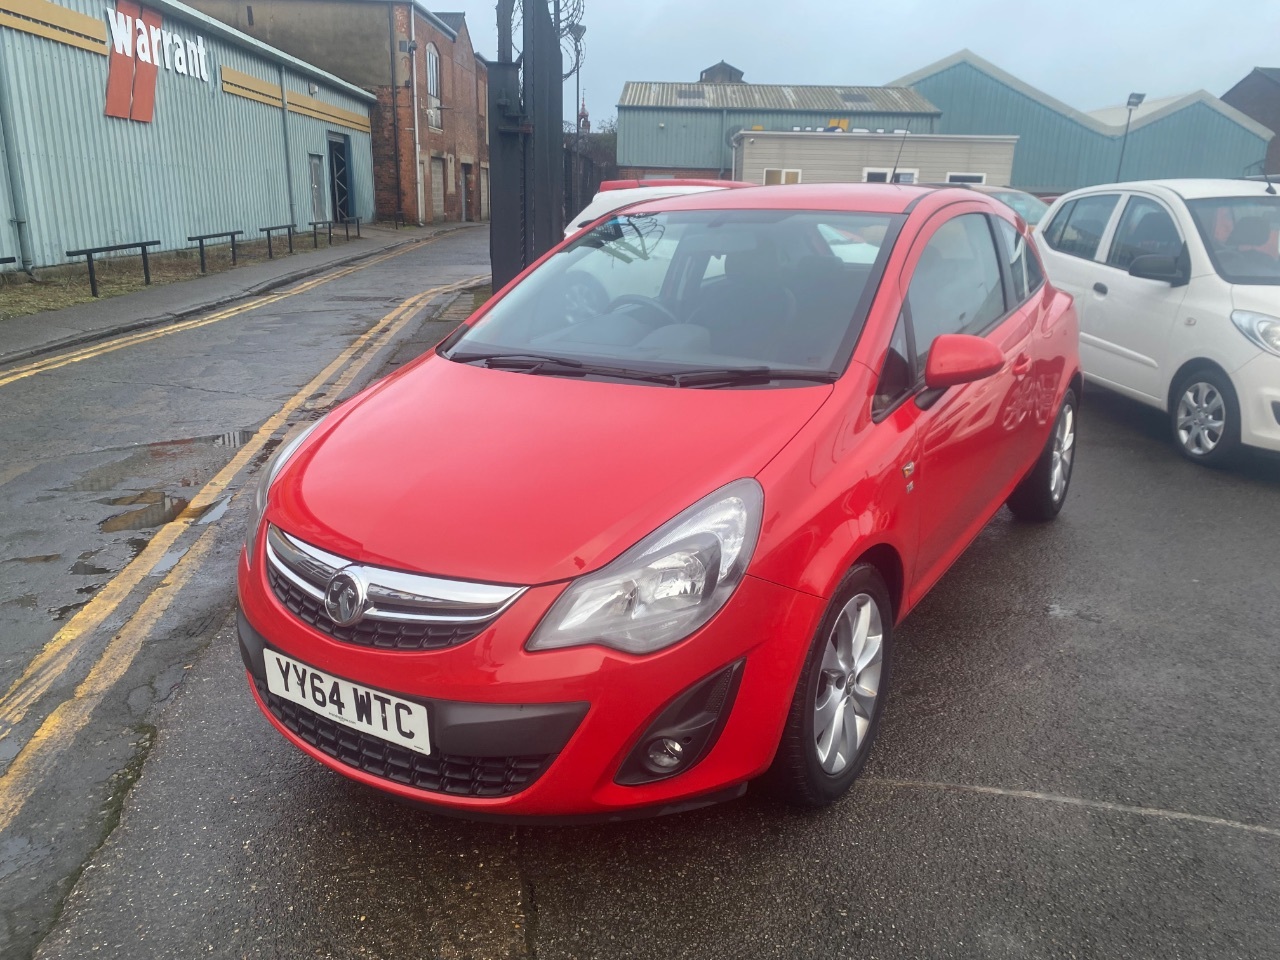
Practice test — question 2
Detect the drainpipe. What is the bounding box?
[388,4,404,220]
[409,12,423,224]
[278,64,298,228]
[0,41,36,273]
[717,108,728,179]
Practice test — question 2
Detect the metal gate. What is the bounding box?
[430,158,446,222]
[308,154,326,222]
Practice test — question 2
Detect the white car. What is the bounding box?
[564,179,747,238]
[1036,179,1280,464]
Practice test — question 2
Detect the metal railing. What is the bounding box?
[0,256,15,266]
[65,240,160,297]
[259,223,296,259]
[186,230,244,274]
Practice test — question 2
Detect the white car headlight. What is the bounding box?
[245,418,324,562]
[527,479,764,655]
[1231,310,1280,357]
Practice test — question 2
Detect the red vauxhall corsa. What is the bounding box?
[237,184,1081,821]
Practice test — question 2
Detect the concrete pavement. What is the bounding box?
[0,222,485,367]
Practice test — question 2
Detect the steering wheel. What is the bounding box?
[560,271,610,324]
[606,294,679,326]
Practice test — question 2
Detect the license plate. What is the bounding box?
[265,650,431,756]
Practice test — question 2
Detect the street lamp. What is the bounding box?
[1115,91,1145,182]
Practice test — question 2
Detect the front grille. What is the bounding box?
[268,566,491,650]
[259,681,551,797]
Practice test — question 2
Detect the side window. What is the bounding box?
[1106,196,1183,270]
[1025,242,1045,292]
[873,313,913,417]
[993,218,1030,304]
[906,213,1006,365]
[1043,194,1119,260]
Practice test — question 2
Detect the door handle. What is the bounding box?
[1092,282,1108,296]
[1012,353,1032,377]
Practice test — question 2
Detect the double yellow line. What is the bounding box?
[0,273,487,833]
[0,237,443,390]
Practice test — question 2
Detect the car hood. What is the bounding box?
[1229,285,1280,317]
[269,357,831,586]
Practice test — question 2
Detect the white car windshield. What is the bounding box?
[1186,196,1280,285]
[446,209,899,384]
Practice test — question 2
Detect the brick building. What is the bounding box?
[185,0,488,223]
[1221,68,1280,175]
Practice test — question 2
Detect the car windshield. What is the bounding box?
[447,208,899,384]
[990,190,1050,225]
[1186,196,1280,285]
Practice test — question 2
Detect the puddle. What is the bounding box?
[76,583,101,596]
[3,554,60,564]
[78,548,101,560]
[127,537,150,559]
[70,560,110,575]
[99,493,190,533]
[49,600,89,621]
[1,594,38,609]
[64,428,259,493]
[150,547,187,577]
[196,496,231,525]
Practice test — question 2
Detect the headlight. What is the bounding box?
[526,479,764,655]
[1231,310,1280,357]
[244,418,324,562]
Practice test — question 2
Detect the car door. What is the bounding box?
[1084,193,1190,401]
[895,207,1037,600]
[1036,192,1123,376]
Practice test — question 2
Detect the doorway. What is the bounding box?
[327,134,352,222]
[461,163,473,222]
[430,158,446,223]
[308,154,326,222]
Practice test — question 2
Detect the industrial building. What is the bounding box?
[0,0,375,271]
[1221,68,1280,176]
[895,50,1272,193]
[185,0,490,224]
[617,68,940,180]
[733,130,1017,188]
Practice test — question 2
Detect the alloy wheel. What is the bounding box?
[1176,381,1226,456]
[813,593,884,775]
[1050,403,1075,503]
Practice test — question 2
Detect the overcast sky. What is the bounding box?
[440,0,1280,121]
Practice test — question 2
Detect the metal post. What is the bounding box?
[267,231,274,259]
[327,221,333,245]
[198,238,207,273]
[141,245,151,284]
[1116,108,1133,182]
[230,233,237,264]
[287,225,294,252]
[278,65,297,231]
[313,223,319,248]
[86,252,97,297]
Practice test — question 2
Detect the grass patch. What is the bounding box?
[471,284,493,313]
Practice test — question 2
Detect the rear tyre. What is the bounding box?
[1170,367,1241,467]
[766,565,893,808]
[1007,388,1077,522]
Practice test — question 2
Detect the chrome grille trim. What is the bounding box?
[265,524,525,625]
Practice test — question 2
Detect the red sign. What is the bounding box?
[104,2,209,123]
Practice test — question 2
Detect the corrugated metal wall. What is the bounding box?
[910,61,1268,193]
[618,108,938,173]
[0,114,15,260]
[0,0,374,267]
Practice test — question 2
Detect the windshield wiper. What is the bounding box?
[449,350,676,385]
[448,350,585,369]
[670,367,840,388]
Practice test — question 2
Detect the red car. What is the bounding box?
[237,184,1080,821]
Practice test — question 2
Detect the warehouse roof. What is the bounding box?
[433,12,467,34]
[618,82,938,115]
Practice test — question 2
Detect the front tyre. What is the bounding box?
[1007,388,1077,522]
[1170,368,1241,467]
[766,565,893,808]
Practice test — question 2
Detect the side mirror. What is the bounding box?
[923,334,1005,390]
[1129,253,1189,287]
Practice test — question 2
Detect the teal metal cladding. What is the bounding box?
[908,61,1269,192]
[0,0,374,267]
[618,108,939,173]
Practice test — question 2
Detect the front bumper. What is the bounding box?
[237,546,824,819]
[1234,351,1280,452]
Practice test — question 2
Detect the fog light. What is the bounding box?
[646,737,685,771]
[615,658,745,786]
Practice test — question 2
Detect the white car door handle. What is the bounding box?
[1093,282,1108,296]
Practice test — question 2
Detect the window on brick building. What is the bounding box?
[426,43,442,129]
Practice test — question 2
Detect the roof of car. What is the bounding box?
[624,182,943,216]
[1060,178,1280,201]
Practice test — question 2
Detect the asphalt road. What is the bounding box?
[0,225,491,959]
[5,239,1280,957]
